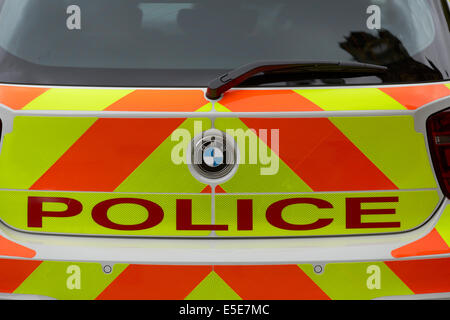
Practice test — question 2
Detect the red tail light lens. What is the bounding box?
[427,108,450,198]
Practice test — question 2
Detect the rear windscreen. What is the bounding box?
[0,0,449,86]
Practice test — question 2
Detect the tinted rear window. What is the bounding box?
[0,0,449,87]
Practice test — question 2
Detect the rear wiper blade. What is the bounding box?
[205,60,388,100]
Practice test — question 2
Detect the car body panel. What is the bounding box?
[0,82,450,299]
[0,83,446,238]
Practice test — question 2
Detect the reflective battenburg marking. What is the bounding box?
[3,257,450,300]
[0,85,445,237]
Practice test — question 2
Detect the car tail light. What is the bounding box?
[427,108,450,198]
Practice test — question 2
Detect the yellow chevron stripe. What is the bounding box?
[435,205,450,246]
[14,261,128,300]
[22,88,134,111]
[185,271,242,300]
[294,88,406,111]
[0,116,97,189]
[299,262,413,299]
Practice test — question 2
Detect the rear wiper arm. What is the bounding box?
[205,60,388,100]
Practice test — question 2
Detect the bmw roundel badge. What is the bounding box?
[188,129,239,184]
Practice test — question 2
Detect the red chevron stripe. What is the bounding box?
[31,118,184,191]
[215,265,330,300]
[391,229,450,258]
[240,118,397,191]
[0,86,48,110]
[106,90,208,112]
[220,90,322,112]
[380,84,450,110]
[386,257,450,294]
[201,185,227,193]
[96,265,211,300]
[0,236,36,258]
[0,259,42,293]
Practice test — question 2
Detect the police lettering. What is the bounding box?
[27,196,400,231]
